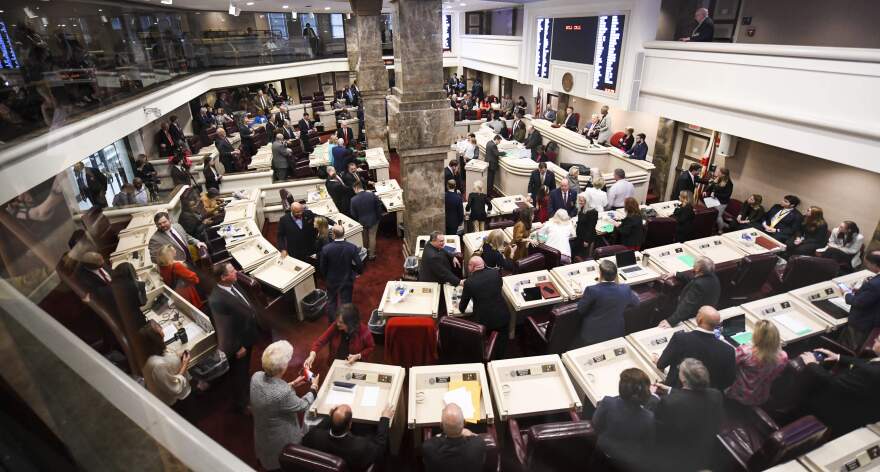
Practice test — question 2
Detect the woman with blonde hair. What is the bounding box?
[703,167,733,233]
[313,215,331,264]
[466,180,491,232]
[157,244,204,308]
[250,340,320,471]
[480,229,512,271]
[725,320,788,406]
[539,209,573,262]
[566,166,580,191]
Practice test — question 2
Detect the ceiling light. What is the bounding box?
[246,1,253,5]
[97,9,102,12]
[282,4,289,8]
[460,2,466,5]
[160,0,172,4]
[324,7,331,10]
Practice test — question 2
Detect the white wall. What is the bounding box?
[566,95,658,159]
[736,0,880,48]
[459,35,523,81]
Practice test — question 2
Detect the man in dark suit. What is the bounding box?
[444,159,463,193]
[511,113,527,143]
[326,166,355,216]
[169,115,187,148]
[659,257,721,327]
[343,161,368,191]
[277,200,318,261]
[671,163,702,200]
[332,138,356,171]
[528,162,556,202]
[73,162,108,208]
[298,113,315,154]
[576,261,640,348]
[656,306,735,391]
[320,225,363,322]
[835,251,880,350]
[303,403,394,472]
[800,336,880,436]
[350,181,384,260]
[214,128,240,173]
[422,403,487,472]
[524,126,543,160]
[208,262,259,413]
[280,121,297,141]
[626,133,649,160]
[337,123,355,147]
[679,7,714,42]
[485,135,502,197]
[445,180,464,236]
[76,251,115,311]
[549,179,578,217]
[419,231,461,286]
[460,256,509,358]
[155,121,177,157]
[761,195,803,244]
[562,106,579,132]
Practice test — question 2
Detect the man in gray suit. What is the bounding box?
[148,211,206,266]
[485,134,502,197]
[596,105,612,145]
[271,133,293,182]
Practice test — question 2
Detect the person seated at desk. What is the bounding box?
[582,114,600,142]
[834,251,880,351]
[251,340,320,472]
[613,197,644,250]
[818,220,864,271]
[650,358,723,472]
[303,403,395,472]
[549,179,578,217]
[786,205,827,257]
[538,209,573,263]
[657,306,735,391]
[760,194,803,244]
[616,127,635,153]
[156,244,204,309]
[592,368,655,471]
[304,304,374,369]
[419,231,462,286]
[332,138,356,170]
[510,207,534,261]
[605,169,635,210]
[112,183,137,207]
[445,180,464,235]
[561,106,578,132]
[725,320,788,406]
[731,194,765,231]
[278,201,318,262]
[528,162,556,203]
[627,133,649,161]
[422,403,486,472]
[543,106,558,123]
[574,194,599,259]
[480,229,513,272]
[200,188,223,218]
[672,190,695,242]
[140,320,193,408]
[658,258,721,328]
[576,261,640,348]
[799,335,880,437]
[466,180,491,233]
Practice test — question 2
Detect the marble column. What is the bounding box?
[388,0,454,251]
[344,15,359,74]
[651,117,677,200]
[349,0,388,151]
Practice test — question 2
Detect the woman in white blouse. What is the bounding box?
[584,176,608,212]
[819,220,864,270]
[538,209,574,262]
[140,320,192,407]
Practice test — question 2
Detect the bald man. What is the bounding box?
[278,200,317,262]
[656,306,735,390]
[422,403,486,472]
[658,256,720,328]
[303,403,395,472]
[459,256,509,358]
[680,7,714,42]
[320,225,363,322]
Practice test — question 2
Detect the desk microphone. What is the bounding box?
[164,327,188,346]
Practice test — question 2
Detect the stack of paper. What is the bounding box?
[445,379,481,424]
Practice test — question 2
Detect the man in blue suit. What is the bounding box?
[576,261,640,347]
[626,133,649,160]
[445,179,464,235]
[331,138,356,170]
[320,225,364,322]
[549,179,578,217]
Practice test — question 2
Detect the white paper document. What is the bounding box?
[443,387,475,420]
[326,387,356,407]
[703,196,721,208]
[360,386,380,408]
[774,313,811,335]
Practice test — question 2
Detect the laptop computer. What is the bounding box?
[615,250,646,277]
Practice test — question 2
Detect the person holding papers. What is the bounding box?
[834,251,880,351]
[701,167,733,233]
[303,304,375,369]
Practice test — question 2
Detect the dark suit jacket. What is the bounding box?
[342,170,366,190]
[215,138,238,173]
[485,141,500,171]
[465,193,491,222]
[665,272,721,325]
[690,17,715,42]
[75,167,108,205]
[762,205,803,245]
[480,243,512,272]
[350,191,383,228]
[627,141,648,160]
[203,166,221,191]
[511,119,526,142]
[76,265,115,312]
[178,210,206,241]
[327,177,355,216]
[563,114,578,132]
[806,357,880,435]
[575,208,599,244]
[671,171,696,199]
[422,435,486,472]
[302,416,390,472]
[281,126,297,141]
[155,129,176,156]
[528,170,556,201]
[337,127,355,145]
[170,123,185,143]
[444,167,463,192]
[460,267,508,331]
[617,215,643,248]
[207,284,259,356]
[577,282,639,347]
[276,210,317,261]
[445,191,464,234]
[672,204,695,242]
[320,239,363,287]
[418,244,460,286]
[549,188,577,217]
[657,330,735,390]
[593,396,655,469]
[524,130,543,160]
[170,165,194,188]
[298,118,312,134]
[332,146,356,171]
[651,387,723,471]
[846,275,880,331]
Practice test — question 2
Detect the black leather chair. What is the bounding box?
[279,443,366,472]
[438,316,497,363]
[623,287,661,334]
[593,244,629,260]
[722,253,778,306]
[692,207,719,239]
[526,302,581,354]
[717,410,828,472]
[531,243,562,269]
[775,255,839,293]
[642,217,677,249]
[509,419,596,472]
[513,253,546,274]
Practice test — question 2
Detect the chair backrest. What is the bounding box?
[642,217,677,249]
[82,207,110,240]
[514,253,546,274]
[593,244,628,259]
[724,198,743,219]
[750,416,828,471]
[545,303,581,354]
[384,317,438,368]
[624,287,661,334]
[526,420,596,472]
[480,433,500,472]
[780,256,839,292]
[279,444,348,472]
[487,219,514,231]
[438,316,486,364]
[692,207,719,239]
[609,131,625,148]
[533,243,561,269]
[727,253,777,300]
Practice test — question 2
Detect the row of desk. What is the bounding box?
[769,425,880,471]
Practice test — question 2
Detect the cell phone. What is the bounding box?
[837,282,852,293]
[812,351,826,362]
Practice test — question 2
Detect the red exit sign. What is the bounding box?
[564,25,582,31]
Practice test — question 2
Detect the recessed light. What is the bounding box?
[160,0,172,4]
[324,6,331,10]
[97,8,102,11]
[246,1,254,5]
[460,2,466,5]
[282,4,289,8]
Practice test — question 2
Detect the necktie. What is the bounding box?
[232,285,250,307]
[98,268,111,284]
[770,209,791,228]
[168,229,190,261]
[165,130,173,144]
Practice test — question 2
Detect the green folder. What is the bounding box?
[731,332,753,345]
[599,224,614,234]
[677,254,696,267]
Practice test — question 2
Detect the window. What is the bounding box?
[465,12,483,34]
[267,13,289,39]
[330,13,344,39]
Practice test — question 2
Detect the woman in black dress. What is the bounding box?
[465,180,491,233]
[614,197,644,250]
[787,206,828,257]
[574,194,599,259]
[672,190,695,242]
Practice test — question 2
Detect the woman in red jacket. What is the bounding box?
[157,244,204,309]
[303,304,374,369]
